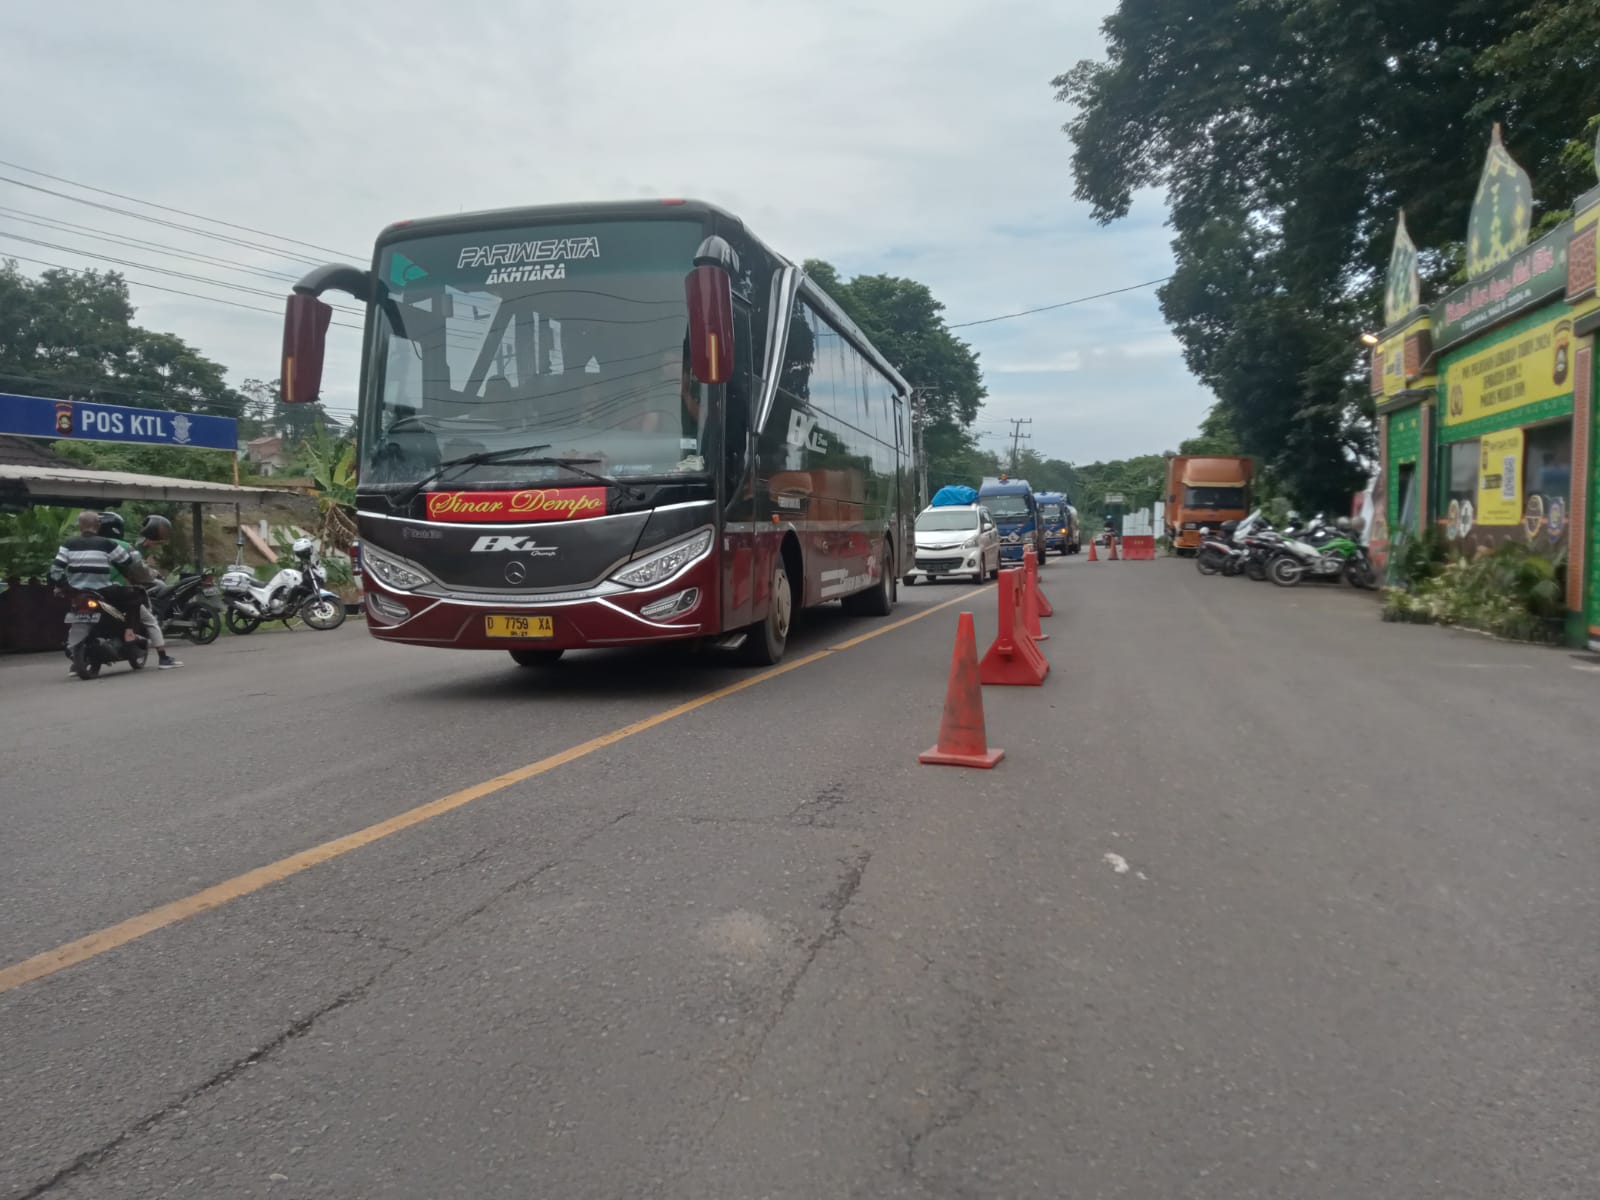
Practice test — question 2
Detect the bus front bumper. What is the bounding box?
[358,554,720,650]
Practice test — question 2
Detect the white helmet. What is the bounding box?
[291,536,315,559]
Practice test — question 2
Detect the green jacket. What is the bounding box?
[106,538,152,586]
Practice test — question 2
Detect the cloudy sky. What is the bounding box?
[1,0,1212,465]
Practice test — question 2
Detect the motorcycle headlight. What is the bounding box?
[610,528,713,588]
[361,542,432,591]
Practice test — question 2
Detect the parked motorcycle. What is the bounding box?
[64,587,149,679]
[147,569,222,645]
[1196,520,1249,576]
[221,537,347,634]
[1267,516,1376,588]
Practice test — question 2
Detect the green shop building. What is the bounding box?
[1370,125,1600,649]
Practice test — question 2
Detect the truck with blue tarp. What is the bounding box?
[977,476,1047,565]
[1033,491,1080,556]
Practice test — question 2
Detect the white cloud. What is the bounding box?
[0,0,1213,461]
[992,351,1084,374]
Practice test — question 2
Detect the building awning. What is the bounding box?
[0,464,305,508]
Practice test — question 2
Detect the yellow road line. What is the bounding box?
[0,588,979,996]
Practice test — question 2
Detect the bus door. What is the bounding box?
[721,303,758,631]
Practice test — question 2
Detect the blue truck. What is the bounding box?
[977,476,1048,565]
[1033,491,1080,556]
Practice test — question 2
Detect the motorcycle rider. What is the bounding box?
[49,510,155,673]
[98,511,182,669]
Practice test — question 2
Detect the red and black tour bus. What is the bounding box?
[280,199,917,667]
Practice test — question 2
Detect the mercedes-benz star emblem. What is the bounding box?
[504,560,528,585]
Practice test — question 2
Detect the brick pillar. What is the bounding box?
[1417,404,1431,532]
[1569,337,1593,614]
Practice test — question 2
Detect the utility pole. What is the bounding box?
[908,388,936,508]
[1007,417,1032,473]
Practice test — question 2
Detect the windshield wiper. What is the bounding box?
[505,457,646,502]
[391,442,552,508]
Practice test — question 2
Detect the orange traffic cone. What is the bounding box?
[1023,545,1054,619]
[1108,536,1120,560]
[980,569,1049,686]
[1087,539,1098,561]
[919,612,1005,768]
[1021,553,1048,642]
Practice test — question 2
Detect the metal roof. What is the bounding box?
[0,435,70,469]
[0,464,304,507]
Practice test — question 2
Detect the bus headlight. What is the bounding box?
[361,542,432,590]
[611,528,713,588]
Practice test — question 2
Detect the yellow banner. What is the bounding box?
[1476,429,1524,526]
[1444,313,1574,426]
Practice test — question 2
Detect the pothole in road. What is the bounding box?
[699,909,779,963]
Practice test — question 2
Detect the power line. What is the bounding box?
[0,158,362,260]
[0,366,356,422]
[0,175,336,268]
[0,367,356,421]
[0,231,364,316]
[948,277,1171,329]
[0,249,364,331]
[0,206,306,283]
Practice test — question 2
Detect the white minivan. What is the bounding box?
[905,504,1001,585]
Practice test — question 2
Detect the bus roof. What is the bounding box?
[372,198,911,397]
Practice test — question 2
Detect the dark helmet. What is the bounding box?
[97,511,126,540]
[141,514,173,543]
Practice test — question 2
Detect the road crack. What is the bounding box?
[790,781,850,828]
[19,807,637,1198]
[901,980,992,1188]
[696,849,873,1149]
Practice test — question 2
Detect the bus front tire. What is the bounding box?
[742,561,792,666]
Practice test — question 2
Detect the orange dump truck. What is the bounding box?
[1164,455,1253,553]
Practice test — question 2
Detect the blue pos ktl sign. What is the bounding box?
[0,392,237,452]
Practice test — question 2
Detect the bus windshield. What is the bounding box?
[363,219,711,488]
[983,494,1031,519]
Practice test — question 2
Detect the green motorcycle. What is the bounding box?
[1267,516,1377,589]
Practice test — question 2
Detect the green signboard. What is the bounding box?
[1434,224,1570,352]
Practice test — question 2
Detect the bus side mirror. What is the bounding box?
[685,265,734,386]
[282,292,333,404]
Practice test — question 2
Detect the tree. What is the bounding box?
[1056,0,1592,511]
[804,260,988,487]
[0,261,244,420]
[1071,454,1170,521]
[1475,1,1600,208]
[1010,448,1079,497]
[1178,404,1242,458]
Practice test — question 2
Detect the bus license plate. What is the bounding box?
[484,614,554,639]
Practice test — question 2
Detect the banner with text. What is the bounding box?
[1443,313,1574,427]
[1476,429,1524,526]
[1435,225,1569,351]
[0,392,237,451]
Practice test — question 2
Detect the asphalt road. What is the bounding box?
[1,556,1596,1198]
